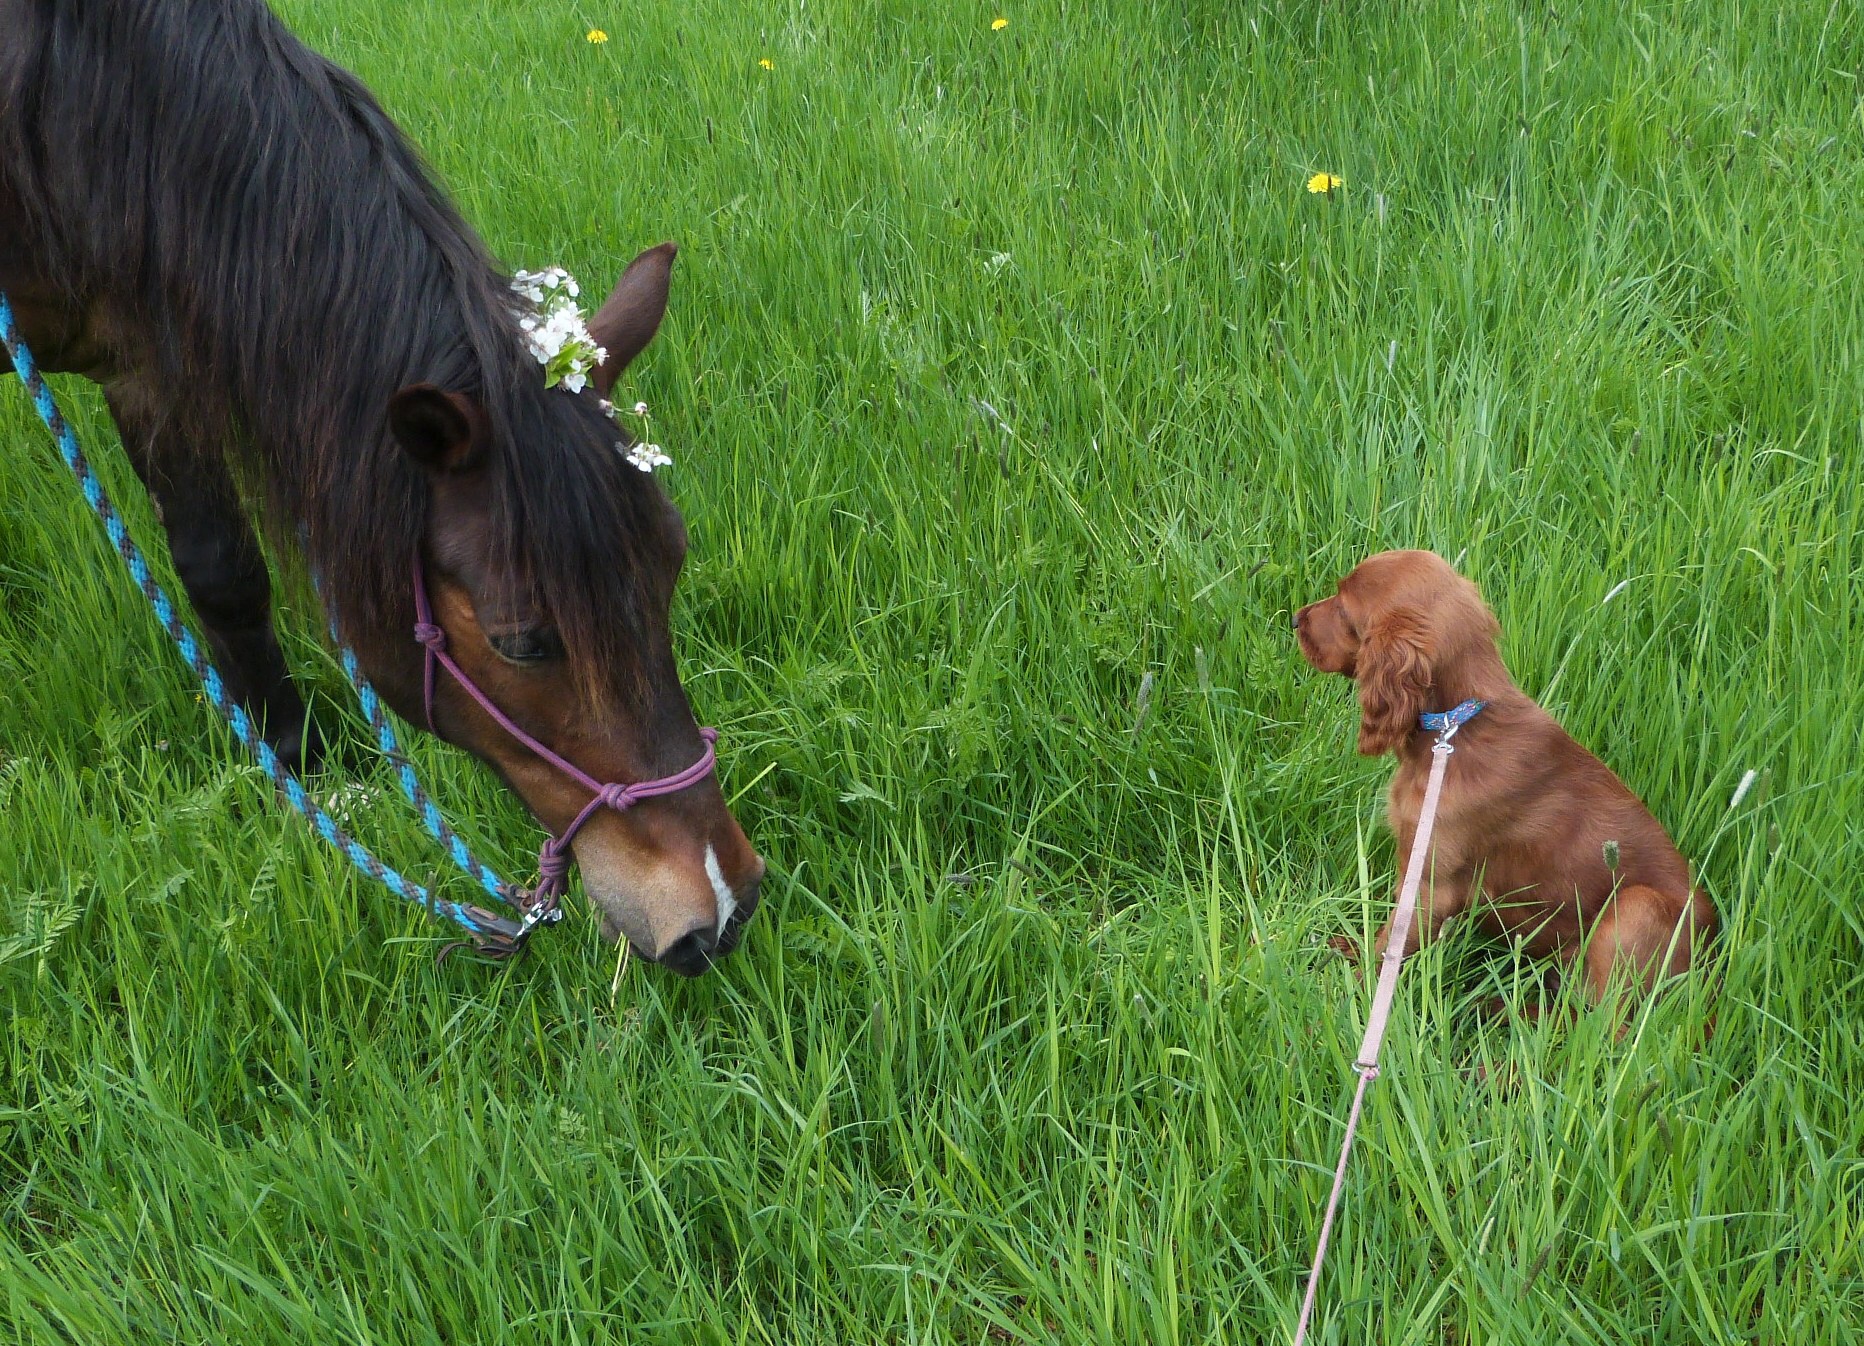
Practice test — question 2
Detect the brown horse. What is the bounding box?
[0,0,762,974]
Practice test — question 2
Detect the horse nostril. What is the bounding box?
[658,923,719,978]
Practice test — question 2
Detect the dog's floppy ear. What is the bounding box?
[1356,606,1433,755]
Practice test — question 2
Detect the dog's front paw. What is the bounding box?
[1327,934,1362,965]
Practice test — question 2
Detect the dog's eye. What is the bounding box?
[488,628,563,665]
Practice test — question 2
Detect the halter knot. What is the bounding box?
[536,843,573,887]
[596,783,640,812]
[413,621,446,651]
[500,842,572,930]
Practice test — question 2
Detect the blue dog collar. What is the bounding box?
[1418,699,1485,735]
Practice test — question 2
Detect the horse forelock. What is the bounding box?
[479,384,680,711]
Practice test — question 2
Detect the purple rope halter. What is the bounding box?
[410,552,720,924]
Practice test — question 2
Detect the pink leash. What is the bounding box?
[1293,718,1468,1344]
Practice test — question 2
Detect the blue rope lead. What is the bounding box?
[0,291,533,953]
[334,638,507,902]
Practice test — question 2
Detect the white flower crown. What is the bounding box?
[511,268,670,473]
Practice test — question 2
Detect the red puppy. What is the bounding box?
[1294,550,1715,1006]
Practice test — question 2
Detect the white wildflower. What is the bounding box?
[615,395,670,471]
[509,267,606,393]
[624,442,671,473]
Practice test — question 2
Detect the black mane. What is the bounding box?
[2,0,663,698]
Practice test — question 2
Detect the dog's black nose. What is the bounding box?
[1291,608,1304,631]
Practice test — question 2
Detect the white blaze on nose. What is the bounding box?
[704,843,737,930]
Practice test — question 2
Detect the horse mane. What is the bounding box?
[4,0,665,701]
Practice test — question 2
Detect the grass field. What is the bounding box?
[4,1,1863,1340]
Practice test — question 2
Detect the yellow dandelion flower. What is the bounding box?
[991,16,1009,30]
[1307,172,1344,194]
[758,57,774,70]
[586,29,608,44]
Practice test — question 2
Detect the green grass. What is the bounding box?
[3,0,1862,1340]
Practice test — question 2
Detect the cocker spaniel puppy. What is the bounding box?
[1294,550,1714,1007]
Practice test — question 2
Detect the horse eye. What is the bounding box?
[489,629,562,665]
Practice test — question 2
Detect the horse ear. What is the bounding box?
[589,242,677,398]
[1356,606,1434,756]
[389,384,483,473]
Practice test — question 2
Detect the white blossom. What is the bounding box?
[624,441,671,473]
[515,269,673,469]
[509,267,606,394]
[616,401,671,472]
